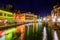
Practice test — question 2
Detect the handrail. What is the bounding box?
[0,22,37,30]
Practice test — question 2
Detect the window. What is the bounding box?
[7,14,12,17]
[26,15,33,17]
[0,13,2,16]
[4,14,6,16]
[59,9,60,13]
[25,17,33,20]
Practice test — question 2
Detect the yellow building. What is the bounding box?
[0,10,13,20]
[0,10,14,25]
[19,12,37,32]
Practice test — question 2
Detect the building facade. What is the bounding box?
[13,12,37,40]
[51,4,60,28]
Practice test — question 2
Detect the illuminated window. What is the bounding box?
[0,13,2,16]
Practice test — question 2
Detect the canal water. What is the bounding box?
[43,27,47,40]
[53,30,59,40]
[0,22,60,40]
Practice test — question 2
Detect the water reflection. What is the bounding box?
[43,27,47,40]
[24,22,43,40]
[0,22,60,40]
[53,30,59,40]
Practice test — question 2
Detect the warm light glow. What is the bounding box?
[52,18,56,22]
[43,17,46,21]
[52,16,56,22]
[57,18,60,22]
[47,18,49,21]
[52,14,54,17]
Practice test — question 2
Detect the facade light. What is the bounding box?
[57,18,60,22]
[52,16,57,22]
[43,17,46,21]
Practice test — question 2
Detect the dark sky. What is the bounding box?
[0,0,60,16]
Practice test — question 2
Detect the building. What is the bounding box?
[13,12,37,23]
[51,4,60,28]
[0,9,15,25]
[13,12,37,40]
[51,4,60,17]
[13,12,37,30]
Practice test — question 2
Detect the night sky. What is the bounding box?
[0,0,60,17]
